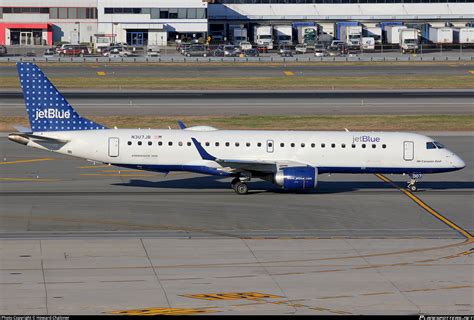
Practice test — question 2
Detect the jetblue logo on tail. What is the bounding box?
[17,62,107,132]
[35,109,71,121]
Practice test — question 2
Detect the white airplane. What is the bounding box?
[9,62,465,194]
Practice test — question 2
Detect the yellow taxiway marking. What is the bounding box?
[101,169,145,173]
[375,173,473,241]
[97,71,106,76]
[0,178,60,182]
[80,173,155,177]
[77,165,111,169]
[183,292,284,301]
[0,158,55,165]
[283,71,295,76]
[108,307,216,315]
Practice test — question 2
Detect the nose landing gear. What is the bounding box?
[407,173,422,192]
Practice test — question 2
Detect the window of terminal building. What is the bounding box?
[68,8,77,19]
[58,8,68,19]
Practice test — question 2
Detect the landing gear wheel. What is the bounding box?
[234,182,248,195]
[407,184,417,192]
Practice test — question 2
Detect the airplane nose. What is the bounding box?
[453,155,466,169]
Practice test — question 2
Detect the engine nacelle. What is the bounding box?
[274,166,318,190]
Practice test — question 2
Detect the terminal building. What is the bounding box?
[0,0,473,46]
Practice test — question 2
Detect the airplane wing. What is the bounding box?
[191,138,308,173]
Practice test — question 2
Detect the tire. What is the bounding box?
[408,184,417,192]
[234,182,248,195]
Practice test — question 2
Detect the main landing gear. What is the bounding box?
[231,177,249,195]
[407,173,422,192]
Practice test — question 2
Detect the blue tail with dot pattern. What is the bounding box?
[17,62,107,132]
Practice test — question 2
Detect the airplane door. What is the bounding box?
[403,141,414,161]
[108,137,119,157]
[266,140,274,153]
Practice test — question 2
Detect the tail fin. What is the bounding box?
[17,62,106,132]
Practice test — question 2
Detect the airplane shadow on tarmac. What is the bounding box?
[113,176,474,194]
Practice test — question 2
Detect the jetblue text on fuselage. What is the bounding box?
[352,135,381,143]
[35,109,71,121]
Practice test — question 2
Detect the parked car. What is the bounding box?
[239,41,252,50]
[103,47,132,57]
[146,48,160,57]
[43,48,55,57]
[184,45,208,57]
[223,45,241,57]
[59,45,91,57]
[243,48,259,57]
[314,45,328,57]
[295,43,308,54]
[326,45,341,56]
[278,44,293,57]
[0,45,7,56]
[55,42,70,54]
[211,48,225,57]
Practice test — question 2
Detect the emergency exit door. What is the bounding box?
[108,137,119,157]
[403,141,414,161]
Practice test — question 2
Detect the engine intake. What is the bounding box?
[274,166,318,190]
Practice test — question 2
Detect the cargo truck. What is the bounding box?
[340,25,362,47]
[361,37,375,50]
[399,28,419,53]
[385,25,407,44]
[297,26,318,45]
[253,25,273,49]
[230,27,248,46]
[428,27,453,44]
[363,27,382,44]
[273,25,293,45]
[453,27,474,44]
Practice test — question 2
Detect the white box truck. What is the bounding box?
[340,25,362,47]
[253,25,273,49]
[363,27,382,44]
[453,27,474,44]
[428,27,453,44]
[273,25,293,45]
[385,25,407,44]
[229,26,248,45]
[399,28,419,53]
[297,26,318,45]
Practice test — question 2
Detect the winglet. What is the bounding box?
[178,120,186,129]
[191,138,217,161]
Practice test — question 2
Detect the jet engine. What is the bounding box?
[274,166,318,190]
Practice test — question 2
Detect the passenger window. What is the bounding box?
[321,143,325,148]
[246,142,251,147]
[301,143,305,148]
[178,141,183,146]
[148,141,152,146]
[291,143,295,148]
[342,144,346,148]
[372,144,376,148]
[225,142,230,147]
[280,143,285,147]
[138,141,142,146]
[158,141,163,146]
[426,142,436,149]
[257,142,262,147]
[205,142,210,146]
[311,143,315,148]
[331,143,335,148]
[362,144,366,148]
[352,144,356,148]
[235,142,240,147]
[127,141,132,146]
[168,141,173,146]
[382,144,386,149]
[187,142,191,146]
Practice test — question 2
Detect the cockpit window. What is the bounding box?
[426,142,437,149]
[433,141,445,149]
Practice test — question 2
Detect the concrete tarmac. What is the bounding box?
[0,134,473,315]
[1,90,473,116]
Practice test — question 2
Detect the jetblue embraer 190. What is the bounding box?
[8,62,465,194]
